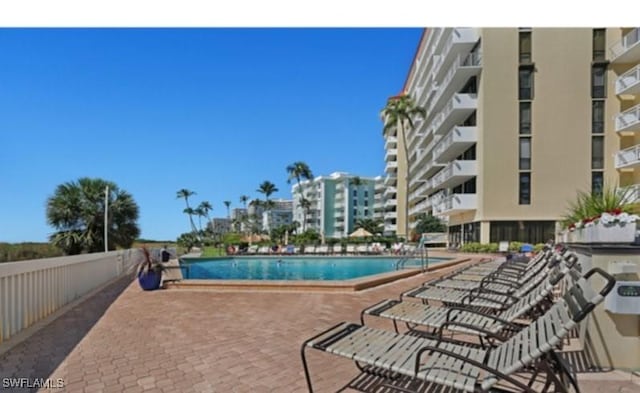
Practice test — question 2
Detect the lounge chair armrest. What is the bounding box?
[360,299,400,324]
[413,345,538,393]
[444,306,523,329]
[468,286,520,301]
[436,321,511,343]
[479,276,521,290]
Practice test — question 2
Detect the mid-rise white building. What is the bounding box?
[292,172,384,238]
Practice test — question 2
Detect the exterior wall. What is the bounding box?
[479,28,593,222]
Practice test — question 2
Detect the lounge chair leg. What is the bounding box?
[300,345,314,393]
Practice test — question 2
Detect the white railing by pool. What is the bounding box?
[0,249,141,345]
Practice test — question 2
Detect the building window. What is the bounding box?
[519,173,531,205]
[592,100,604,133]
[352,189,357,197]
[364,200,368,207]
[353,209,357,217]
[593,29,606,61]
[364,190,368,198]
[353,199,358,206]
[519,137,531,170]
[592,172,604,196]
[519,68,534,100]
[519,102,532,134]
[519,31,532,63]
[592,65,606,98]
[592,136,604,169]
[364,209,369,217]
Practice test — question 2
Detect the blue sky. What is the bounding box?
[0,28,422,242]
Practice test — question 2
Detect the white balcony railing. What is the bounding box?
[431,126,477,163]
[432,193,477,215]
[0,250,141,345]
[385,148,398,162]
[431,160,478,190]
[616,64,640,96]
[384,175,396,186]
[615,144,640,169]
[615,104,640,133]
[383,186,397,196]
[619,184,640,204]
[426,52,482,119]
[409,180,432,201]
[431,93,478,136]
[610,28,640,63]
[384,212,396,220]
[384,199,398,208]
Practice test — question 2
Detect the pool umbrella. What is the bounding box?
[520,243,534,252]
[349,228,373,238]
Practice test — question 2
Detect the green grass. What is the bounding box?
[200,247,227,257]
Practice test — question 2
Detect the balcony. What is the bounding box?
[384,136,398,150]
[384,160,398,173]
[427,52,482,120]
[383,175,396,186]
[384,211,396,220]
[385,148,398,162]
[432,93,478,136]
[610,28,640,64]
[615,144,640,169]
[616,64,640,96]
[619,184,640,204]
[383,186,397,197]
[432,126,477,163]
[409,180,431,201]
[409,198,431,216]
[384,224,397,233]
[384,198,398,208]
[430,28,480,82]
[432,193,477,215]
[430,160,477,190]
[615,103,640,133]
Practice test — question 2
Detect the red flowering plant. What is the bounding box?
[562,187,638,231]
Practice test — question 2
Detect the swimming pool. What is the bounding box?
[180,256,451,280]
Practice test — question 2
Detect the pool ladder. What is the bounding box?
[395,246,429,273]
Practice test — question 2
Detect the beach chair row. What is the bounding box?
[300,242,617,392]
[243,244,387,255]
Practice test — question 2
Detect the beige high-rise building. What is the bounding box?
[384,27,640,245]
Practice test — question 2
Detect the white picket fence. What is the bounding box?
[0,249,142,345]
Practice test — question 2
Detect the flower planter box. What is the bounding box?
[563,223,637,244]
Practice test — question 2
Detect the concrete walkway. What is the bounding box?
[0,258,638,392]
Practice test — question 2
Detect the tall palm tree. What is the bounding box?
[183,207,197,232]
[194,206,205,232]
[381,93,426,240]
[223,200,231,219]
[286,161,314,189]
[257,181,278,202]
[46,177,140,254]
[198,201,213,230]
[176,189,197,233]
[300,197,312,232]
[240,195,249,209]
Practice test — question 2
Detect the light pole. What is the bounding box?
[104,185,109,253]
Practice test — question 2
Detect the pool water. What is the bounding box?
[180,257,450,280]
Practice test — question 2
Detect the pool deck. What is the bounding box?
[0,254,638,392]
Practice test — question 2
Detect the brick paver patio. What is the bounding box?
[0,258,638,393]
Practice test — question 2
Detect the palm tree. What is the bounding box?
[355,218,384,235]
[176,189,197,233]
[286,161,314,189]
[257,181,278,202]
[46,177,140,254]
[381,93,426,239]
[240,195,249,209]
[183,207,197,232]
[198,201,213,230]
[194,206,206,232]
[299,197,312,232]
[223,200,231,219]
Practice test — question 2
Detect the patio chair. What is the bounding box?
[304,245,316,255]
[257,246,270,255]
[331,244,343,255]
[246,245,258,255]
[316,245,328,255]
[345,244,356,255]
[356,244,368,255]
[361,261,571,343]
[301,267,615,393]
[400,252,576,311]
